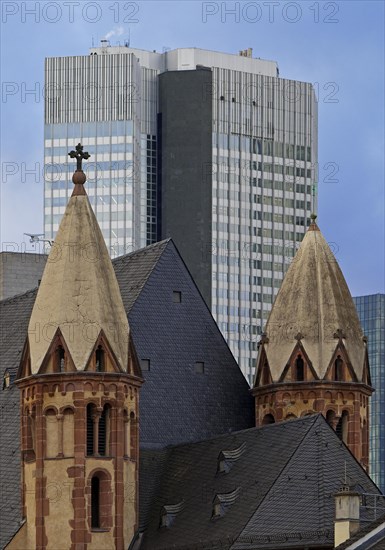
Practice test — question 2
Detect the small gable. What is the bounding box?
[324,343,357,383]
[279,342,318,383]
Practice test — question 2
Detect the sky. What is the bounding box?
[0,0,384,296]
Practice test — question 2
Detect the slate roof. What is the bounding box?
[139,415,385,550]
[0,289,36,548]
[125,240,255,448]
[0,240,254,547]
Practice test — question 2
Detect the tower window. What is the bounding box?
[88,470,112,531]
[95,346,104,372]
[91,476,100,529]
[295,355,304,381]
[130,411,138,461]
[336,411,349,443]
[87,404,95,456]
[335,356,343,381]
[57,346,65,372]
[98,405,110,456]
[262,413,275,425]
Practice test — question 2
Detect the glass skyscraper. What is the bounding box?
[44,45,318,382]
[353,294,385,492]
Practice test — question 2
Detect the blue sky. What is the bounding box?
[1,0,384,296]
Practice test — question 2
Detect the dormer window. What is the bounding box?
[57,346,65,372]
[96,346,104,372]
[295,355,304,381]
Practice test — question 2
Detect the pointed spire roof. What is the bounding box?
[258,216,367,381]
[27,145,130,374]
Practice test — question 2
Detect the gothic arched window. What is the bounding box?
[88,470,112,531]
[91,476,100,528]
[335,356,343,381]
[95,346,105,372]
[87,403,96,456]
[295,355,304,381]
[57,346,65,372]
[262,413,275,425]
[336,411,349,444]
[98,405,111,456]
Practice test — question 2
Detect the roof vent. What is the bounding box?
[217,442,246,473]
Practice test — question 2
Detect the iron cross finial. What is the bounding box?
[68,143,90,171]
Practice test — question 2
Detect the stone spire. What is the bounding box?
[252,218,372,468]
[256,218,367,382]
[27,145,130,374]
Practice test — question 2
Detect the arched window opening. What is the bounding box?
[123,410,129,457]
[98,405,111,456]
[335,356,344,381]
[45,408,58,458]
[130,411,138,461]
[91,476,100,529]
[285,413,297,421]
[262,413,275,425]
[25,407,36,461]
[362,419,368,467]
[88,470,112,531]
[336,411,349,443]
[57,346,65,372]
[63,408,74,457]
[87,404,95,456]
[326,410,336,429]
[95,346,105,372]
[295,355,304,381]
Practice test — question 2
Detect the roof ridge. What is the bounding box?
[0,287,38,305]
[162,415,319,451]
[112,239,171,264]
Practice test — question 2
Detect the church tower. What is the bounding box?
[13,146,143,550]
[252,216,373,469]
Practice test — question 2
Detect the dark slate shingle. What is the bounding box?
[140,415,385,550]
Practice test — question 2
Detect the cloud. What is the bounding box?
[104,27,125,40]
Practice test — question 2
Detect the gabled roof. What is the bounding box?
[256,220,367,382]
[139,415,385,550]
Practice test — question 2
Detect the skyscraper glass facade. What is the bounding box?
[44,46,318,383]
[354,294,385,492]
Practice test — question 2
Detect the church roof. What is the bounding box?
[258,219,367,381]
[139,415,384,549]
[0,240,254,548]
[26,167,130,374]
